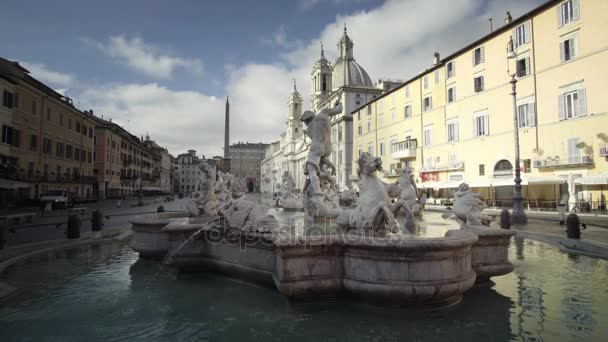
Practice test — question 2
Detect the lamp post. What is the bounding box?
[507,36,527,224]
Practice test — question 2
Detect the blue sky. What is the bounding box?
[0,0,544,157]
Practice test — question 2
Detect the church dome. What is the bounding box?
[332,27,373,89]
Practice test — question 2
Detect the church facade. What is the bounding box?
[261,28,394,194]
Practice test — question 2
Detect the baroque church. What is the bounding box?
[261,27,398,194]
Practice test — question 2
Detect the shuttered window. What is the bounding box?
[558,88,586,120]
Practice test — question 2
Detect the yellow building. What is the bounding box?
[353,0,608,210]
[1,57,97,207]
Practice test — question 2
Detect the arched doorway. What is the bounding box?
[247,181,255,193]
[494,159,514,202]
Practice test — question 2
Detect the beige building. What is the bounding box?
[1,57,97,207]
[93,118,163,199]
[230,142,268,192]
[353,0,608,210]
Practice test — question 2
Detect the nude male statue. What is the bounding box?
[301,100,343,197]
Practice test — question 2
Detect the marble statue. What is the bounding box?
[188,163,277,233]
[336,153,406,233]
[394,167,424,217]
[220,197,279,234]
[187,160,218,217]
[445,183,492,227]
[301,100,343,218]
[279,171,302,209]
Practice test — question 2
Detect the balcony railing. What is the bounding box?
[419,161,465,173]
[533,155,593,168]
[391,139,417,159]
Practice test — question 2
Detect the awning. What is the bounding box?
[421,181,441,189]
[526,175,566,185]
[142,186,161,191]
[575,173,608,185]
[490,177,516,187]
[0,179,31,189]
[466,177,492,188]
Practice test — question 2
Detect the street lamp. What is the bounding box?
[506,36,527,224]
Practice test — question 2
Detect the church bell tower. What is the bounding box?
[310,43,332,111]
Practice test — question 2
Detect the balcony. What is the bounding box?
[534,155,593,168]
[391,139,417,160]
[419,161,465,173]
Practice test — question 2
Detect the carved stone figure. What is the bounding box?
[336,153,406,233]
[279,171,302,210]
[394,167,425,217]
[187,160,218,217]
[446,183,492,227]
[301,100,343,218]
[220,198,279,233]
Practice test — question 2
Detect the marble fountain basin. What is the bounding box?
[129,213,515,308]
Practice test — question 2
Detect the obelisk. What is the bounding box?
[223,96,231,173]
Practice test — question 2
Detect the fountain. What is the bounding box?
[129,102,516,307]
[278,171,303,211]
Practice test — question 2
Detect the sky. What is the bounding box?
[0,0,545,157]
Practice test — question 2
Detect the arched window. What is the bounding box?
[493,159,513,177]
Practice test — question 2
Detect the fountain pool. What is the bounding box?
[1,237,607,341]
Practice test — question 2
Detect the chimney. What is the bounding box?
[489,18,493,33]
[433,52,440,66]
[505,11,513,24]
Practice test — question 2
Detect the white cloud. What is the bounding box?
[88,35,203,79]
[20,61,75,88]
[78,83,224,157]
[261,25,303,50]
[43,0,543,159]
[227,0,543,144]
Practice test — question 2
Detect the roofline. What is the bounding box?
[350,0,559,114]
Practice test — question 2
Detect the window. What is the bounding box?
[523,159,531,173]
[357,147,362,157]
[404,105,412,118]
[516,57,531,77]
[558,0,579,27]
[357,112,361,121]
[367,105,372,116]
[423,96,432,112]
[474,76,484,93]
[479,164,485,176]
[559,88,586,119]
[43,138,52,155]
[391,109,395,123]
[517,103,536,128]
[378,114,384,128]
[47,108,51,121]
[447,87,456,103]
[66,145,73,159]
[81,149,87,161]
[446,120,459,142]
[514,22,531,48]
[405,85,410,98]
[367,144,373,155]
[367,120,371,132]
[567,137,581,163]
[446,61,456,78]
[14,92,19,108]
[60,113,64,126]
[68,118,72,129]
[2,125,20,147]
[472,46,485,66]
[474,113,489,137]
[379,140,385,156]
[390,136,397,153]
[434,70,439,85]
[75,121,81,133]
[423,75,429,89]
[30,135,38,151]
[560,36,577,62]
[2,90,14,108]
[357,125,362,136]
[75,148,80,161]
[423,126,432,147]
[31,101,37,115]
[56,142,64,157]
